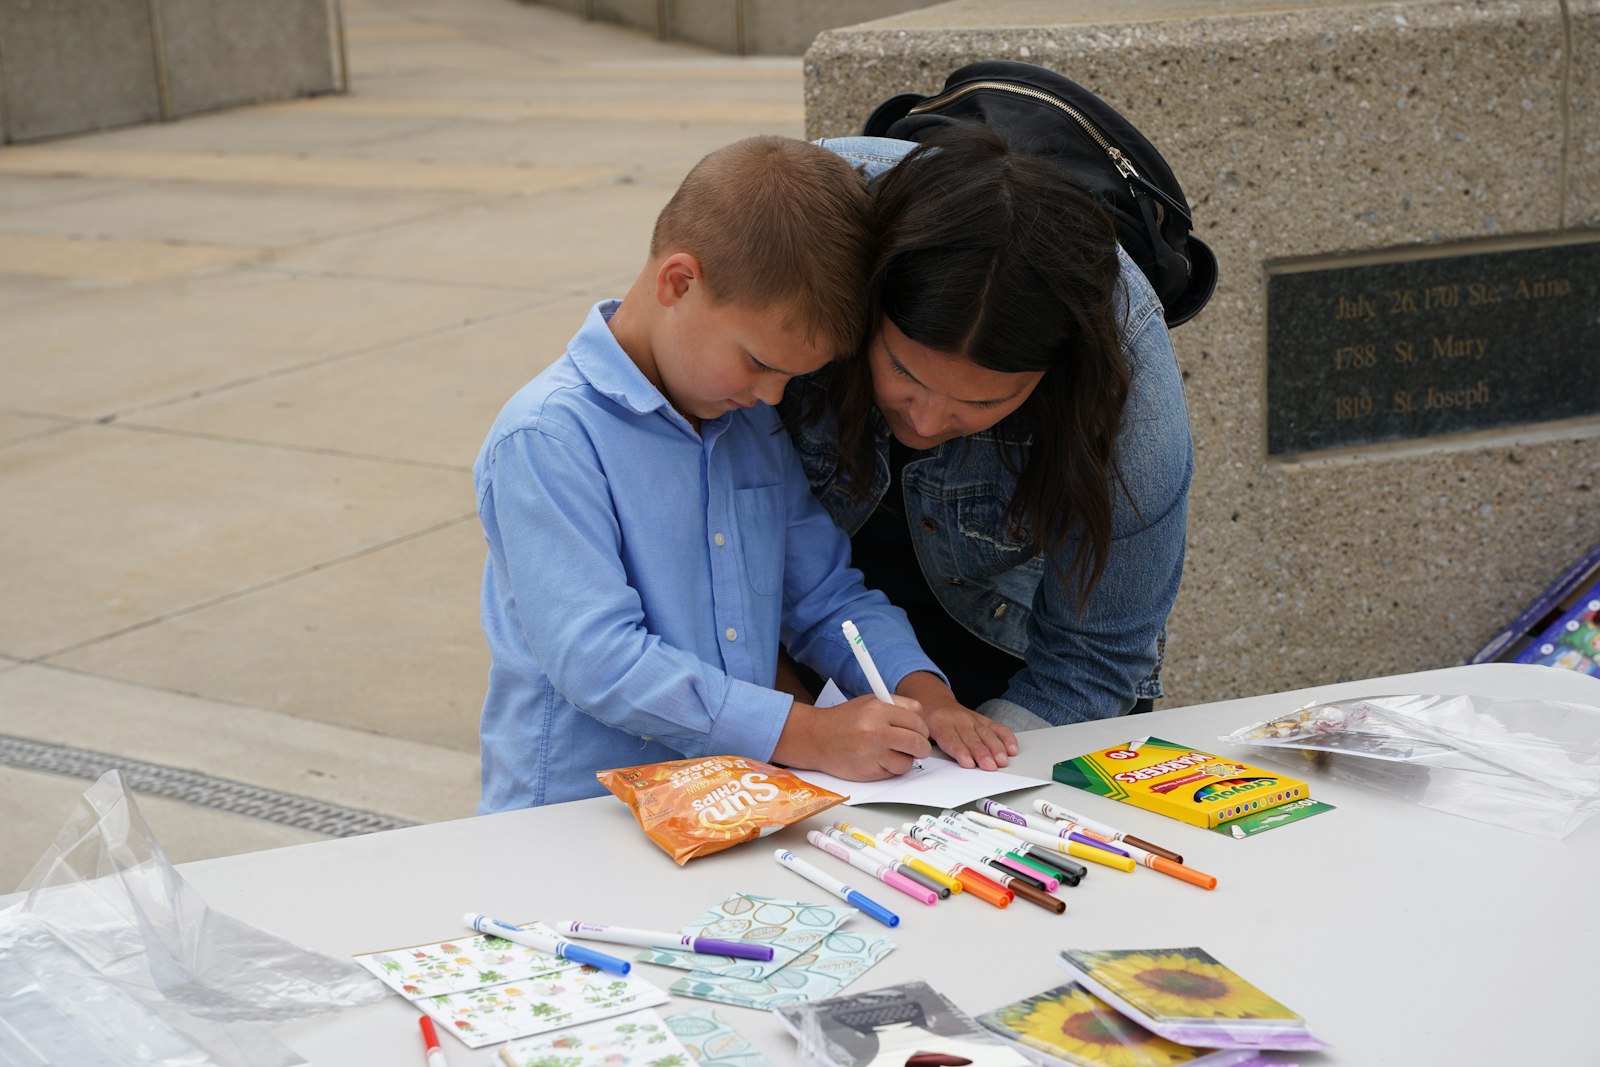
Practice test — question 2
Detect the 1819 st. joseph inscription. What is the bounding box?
[1265,241,1599,455]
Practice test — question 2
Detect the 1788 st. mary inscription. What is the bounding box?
[1265,240,1600,455]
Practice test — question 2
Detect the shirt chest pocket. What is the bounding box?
[732,484,784,598]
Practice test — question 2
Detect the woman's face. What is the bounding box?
[868,316,1044,449]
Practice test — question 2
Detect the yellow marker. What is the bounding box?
[1057,839,1137,873]
[838,821,963,894]
[965,812,1137,872]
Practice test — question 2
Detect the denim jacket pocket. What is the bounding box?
[732,484,784,597]
[949,489,1038,577]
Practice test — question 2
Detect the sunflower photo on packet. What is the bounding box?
[597,755,845,865]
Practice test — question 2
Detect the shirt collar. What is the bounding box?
[568,299,743,443]
[567,300,676,418]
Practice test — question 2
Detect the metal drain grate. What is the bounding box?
[0,734,415,837]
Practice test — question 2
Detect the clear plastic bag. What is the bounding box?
[0,770,387,1067]
[1220,693,1600,838]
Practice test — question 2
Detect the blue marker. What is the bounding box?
[463,913,632,975]
[773,848,901,928]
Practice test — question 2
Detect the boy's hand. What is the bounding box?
[772,695,931,780]
[896,671,1019,771]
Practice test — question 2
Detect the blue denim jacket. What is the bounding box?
[783,137,1194,725]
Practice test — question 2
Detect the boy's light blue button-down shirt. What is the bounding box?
[475,301,942,811]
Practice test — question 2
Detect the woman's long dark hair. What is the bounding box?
[821,123,1130,606]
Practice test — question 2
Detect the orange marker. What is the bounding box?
[882,828,1013,909]
[1124,842,1218,891]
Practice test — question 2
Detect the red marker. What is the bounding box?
[419,1014,448,1067]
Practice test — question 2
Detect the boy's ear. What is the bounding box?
[654,252,702,308]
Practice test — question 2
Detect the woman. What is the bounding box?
[782,124,1193,735]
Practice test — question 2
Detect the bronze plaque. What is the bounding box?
[1265,240,1600,455]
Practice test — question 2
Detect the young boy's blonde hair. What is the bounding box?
[651,136,872,358]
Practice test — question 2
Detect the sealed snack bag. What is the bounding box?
[598,756,845,864]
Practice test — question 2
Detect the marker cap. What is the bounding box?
[562,941,632,974]
[844,889,900,927]
[695,938,775,961]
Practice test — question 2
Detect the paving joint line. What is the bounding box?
[0,733,414,837]
[33,511,478,661]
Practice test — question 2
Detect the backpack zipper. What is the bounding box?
[907,79,1141,180]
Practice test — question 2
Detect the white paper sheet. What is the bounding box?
[803,680,1049,806]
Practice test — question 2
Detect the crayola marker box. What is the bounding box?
[1052,737,1312,829]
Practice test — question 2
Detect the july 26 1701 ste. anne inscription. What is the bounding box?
[1265,241,1600,455]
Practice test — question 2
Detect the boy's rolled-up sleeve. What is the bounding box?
[479,423,791,760]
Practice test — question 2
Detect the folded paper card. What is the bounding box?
[977,983,1273,1067]
[1056,947,1328,1051]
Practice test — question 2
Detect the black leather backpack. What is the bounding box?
[864,60,1217,328]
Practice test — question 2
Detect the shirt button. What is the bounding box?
[992,603,1008,620]
[725,627,738,641]
[714,532,726,546]
[920,518,939,534]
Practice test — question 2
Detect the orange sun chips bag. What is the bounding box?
[598,755,844,865]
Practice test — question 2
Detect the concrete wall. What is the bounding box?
[523,0,942,55]
[0,0,164,142]
[805,0,1600,705]
[0,0,342,143]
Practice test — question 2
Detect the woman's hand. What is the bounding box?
[772,694,932,780]
[897,672,1019,770]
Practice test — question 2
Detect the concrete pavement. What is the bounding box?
[0,0,806,888]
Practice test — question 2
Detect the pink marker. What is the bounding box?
[806,831,937,905]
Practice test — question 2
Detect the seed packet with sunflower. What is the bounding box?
[976,983,1270,1067]
[1057,949,1328,1052]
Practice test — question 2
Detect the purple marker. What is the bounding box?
[976,800,1132,857]
[553,920,774,961]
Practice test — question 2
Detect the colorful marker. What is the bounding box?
[922,814,1077,887]
[903,829,1062,912]
[839,820,962,895]
[806,831,937,905]
[1032,798,1184,864]
[964,812,1138,872]
[774,848,900,927]
[552,921,774,961]
[977,799,1132,857]
[909,823,1059,892]
[830,824,950,898]
[1101,839,1218,891]
[463,914,631,975]
[419,1014,447,1067]
[878,827,1014,909]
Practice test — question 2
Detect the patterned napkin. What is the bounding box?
[633,893,894,1011]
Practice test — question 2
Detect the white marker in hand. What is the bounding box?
[841,619,923,771]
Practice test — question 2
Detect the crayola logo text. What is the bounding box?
[692,772,781,824]
[1193,777,1278,804]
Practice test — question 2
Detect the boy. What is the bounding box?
[475,136,1014,811]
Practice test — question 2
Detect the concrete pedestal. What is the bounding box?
[805,0,1600,704]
